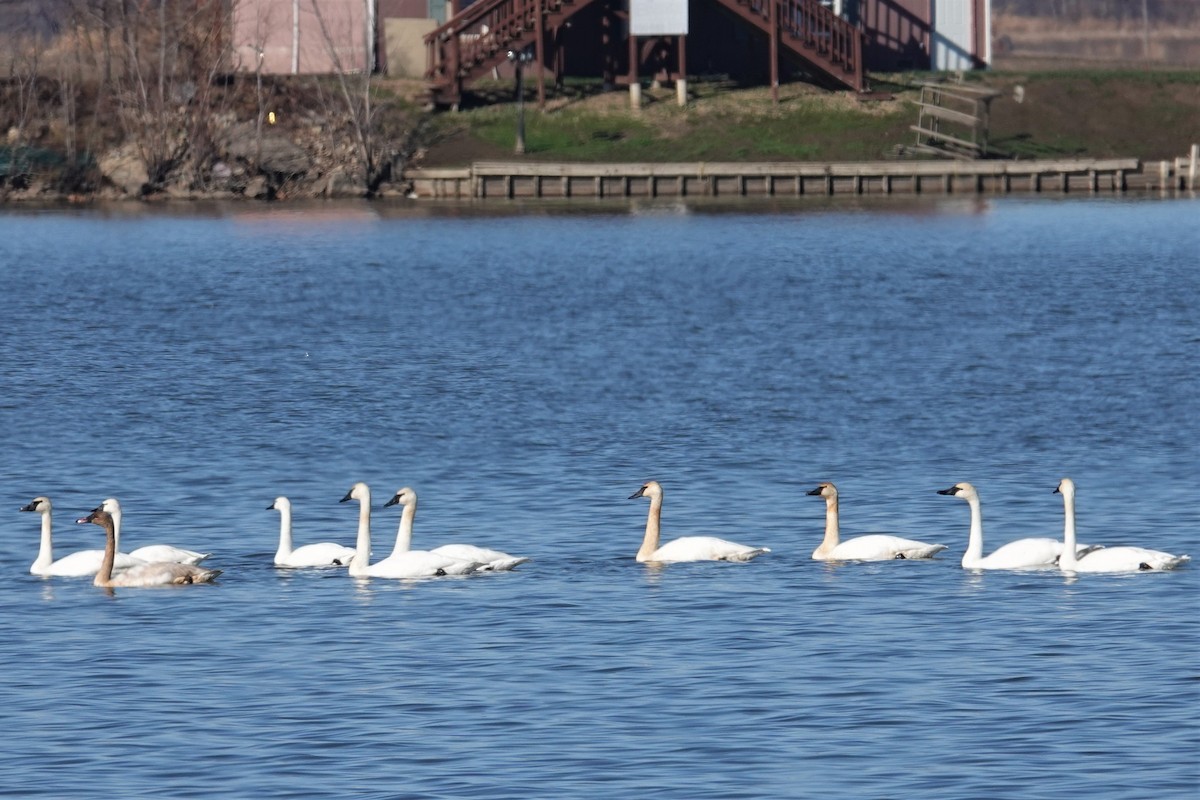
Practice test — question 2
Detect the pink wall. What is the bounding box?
[232,0,371,74]
[858,0,932,71]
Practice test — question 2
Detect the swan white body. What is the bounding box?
[939,482,1070,570]
[270,496,356,567]
[1056,478,1189,573]
[628,481,769,563]
[103,498,211,565]
[21,496,145,577]
[340,483,481,579]
[383,488,529,572]
[808,483,946,561]
[80,508,221,588]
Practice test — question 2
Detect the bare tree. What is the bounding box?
[308,0,394,194]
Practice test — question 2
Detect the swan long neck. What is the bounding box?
[33,508,54,571]
[1058,491,1078,570]
[348,493,372,576]
[636,494,663,561]
[275,505,293,559]
[95,518,117,588]
[962,494,984,566]
[111,506,123,550]
[815,494,840,556]
[391,501,417,559]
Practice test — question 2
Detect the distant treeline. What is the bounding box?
[993,0,1200,24]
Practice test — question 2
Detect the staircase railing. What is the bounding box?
[425,0,558,106]
[726,0,864,91]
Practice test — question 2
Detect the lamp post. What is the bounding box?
[507,48,534,155]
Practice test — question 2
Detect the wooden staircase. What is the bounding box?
[719,0,864,92]
[424,0,865,107]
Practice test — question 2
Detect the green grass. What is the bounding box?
[432,85,913,162]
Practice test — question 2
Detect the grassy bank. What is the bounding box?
[414,70,1200,167]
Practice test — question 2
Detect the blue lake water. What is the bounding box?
[0,196,1197,799]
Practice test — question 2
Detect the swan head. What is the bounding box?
[20,496,51,514]
[628,480,662,501]
[806,482,838,499]
[77,508,113,528]
[937,482,977,500]
[268,496,290,512]
[1054,478,1076,497]
[383,487,417,509]
[340,482,370,504]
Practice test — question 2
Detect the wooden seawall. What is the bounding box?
[403,157,1194,200]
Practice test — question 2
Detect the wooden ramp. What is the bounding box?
[909,82,1002,160]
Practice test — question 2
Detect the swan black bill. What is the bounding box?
[383,495,400,507]
[628,487,647,500]
[937,486,959,496]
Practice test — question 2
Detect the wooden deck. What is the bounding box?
[401,158,1189,200]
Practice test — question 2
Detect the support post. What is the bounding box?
[629,34,641,109]
[769,0,779,105]
[676,35,687,107]
[534,0,546,109]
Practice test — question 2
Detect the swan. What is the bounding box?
[20,496,145,577]
[269,496,356,568]
[78,508,221,587]
[383,487,529,571]
[101,497,211,565]
[1055,478,1189,573]
[628,481,769,563]
[938,482,1076,570]
[807,482,946,561]
[339,482,481,578]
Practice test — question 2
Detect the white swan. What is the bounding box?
[628,481,769,563]
[938,482,1072,570]
[78,508,221,587]
[20,496,145,577]
[383,487,529,571]
[101,497,211,565]
[270,496,355,568]
[339,482,481,578]
[807,482,946,561]
[1056,478,1189,573]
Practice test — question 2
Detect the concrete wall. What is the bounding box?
[232,0,372,75]
[385,18,438,77]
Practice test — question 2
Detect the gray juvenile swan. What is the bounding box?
[21,496,144,577]
[807,482,946,561]
[78,508,221,588]
[1055,478,1189,573]
[628,480,769,563]
[270,496,355,568]
[101,497,211,565]
[383,487,529,571]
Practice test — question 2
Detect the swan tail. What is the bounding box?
[725,547,770,562]
[482,557,530,571]
[190,568,222,583]
[902,544,947,559]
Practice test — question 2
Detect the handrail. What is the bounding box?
[425,0,541,85]
[738,0,863,89]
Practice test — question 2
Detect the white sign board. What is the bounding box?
[630,0,688,36]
